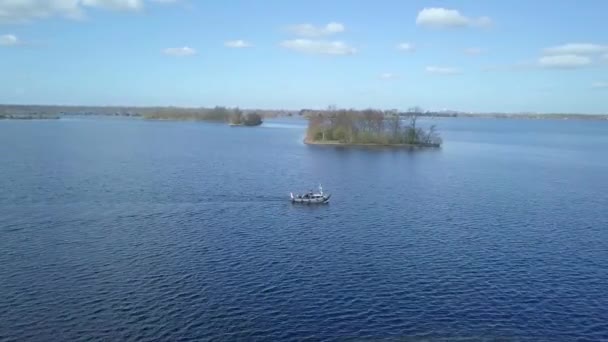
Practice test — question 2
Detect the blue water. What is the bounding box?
[1,116,607,341]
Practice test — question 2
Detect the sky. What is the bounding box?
[1,0,607,113]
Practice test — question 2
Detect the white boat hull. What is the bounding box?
[291,195,330,204]
[290,193,331,204]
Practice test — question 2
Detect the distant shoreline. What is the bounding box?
[3,113,608,123]
[0,114,60,120]
[1,104,608,122]
[303,138,440,149]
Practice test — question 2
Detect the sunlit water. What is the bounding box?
[1,116,607,341]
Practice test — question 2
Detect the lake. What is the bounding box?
[1,116,607,341]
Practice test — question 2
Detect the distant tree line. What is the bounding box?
[3,104,606,122]
[0,113,60,120]
[306,109,442,147]
[0,105,286,122]
[0,105,143,118]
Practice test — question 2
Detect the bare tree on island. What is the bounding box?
[388,112,402,143]
[230,108,243,125]
[406,110,419,144]
[243,112,263,126]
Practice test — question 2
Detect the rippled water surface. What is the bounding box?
[1,117,608,341]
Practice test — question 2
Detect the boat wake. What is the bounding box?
[196,194,287,204]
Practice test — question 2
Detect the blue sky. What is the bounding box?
[1,0,607,113]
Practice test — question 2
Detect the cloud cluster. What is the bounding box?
[538,43,606,69]
[0,1,198,58]
[416,7,492,29]
[287,22,345,37]
[4,2,605,80]
[82,0,143,11]
[486,42,607,71]
[0,0,147,23]
[281,21,355,56]
[543,43,608,55]
[538,54,591,69]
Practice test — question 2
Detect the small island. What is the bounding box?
[305,109,442,148]
[142,106,263,126]
[142,106,233,122]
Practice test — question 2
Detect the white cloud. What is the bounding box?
[538,54,591,69]
[287,22,345,37]
[591,82,608,89]
[416,7,492,28]
[396,42,415,52]
[224,40,252,48]
[464,47,484,55]
[163,46,196,57]
[484,54,597,72]
[0,0,153,23]
[82,0,143,11]
[0,33,18,46]
[543,43,608,56]
[0,0,82,22]
[426,66,461,75]
[280,39,356,55]
[379,72,397,80]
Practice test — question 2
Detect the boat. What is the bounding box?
[290,185,331,204]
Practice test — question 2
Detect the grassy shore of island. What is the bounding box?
[305,109,442,148]
[303,138,440,148]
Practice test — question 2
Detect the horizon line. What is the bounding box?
[1,103,607,116]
